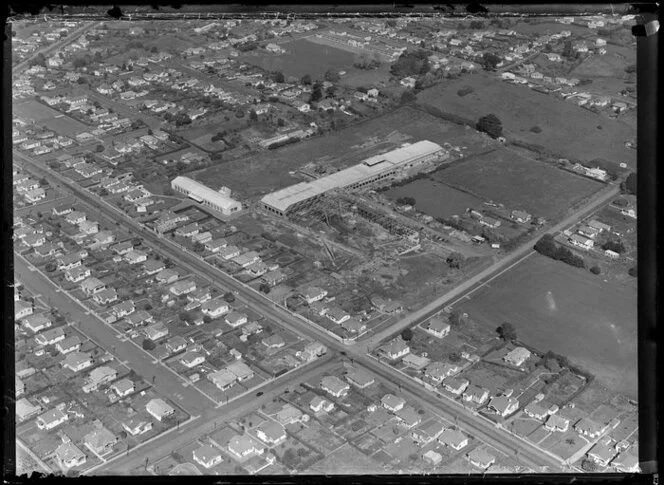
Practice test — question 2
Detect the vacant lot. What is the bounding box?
[385,177,485,219]
[453,253,637,399]
[15,100,91,137]
[305,443,382,474]
[417,72,636,166]
[432,148,603,219]
[238,38,355,80]
[190,106,494,200]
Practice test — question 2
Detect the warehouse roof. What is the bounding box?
[261,140,444,212]
[171,176,240,211]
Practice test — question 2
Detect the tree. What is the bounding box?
[192,241,205,253]
[477,114,503,139]
[100,188,109,196]
[562,40,574,59]
[390,49,430,78]
[400,91,417,105]
[259,283,271,294]
[309,82,323,104]
[223,292,235,303]
[324,69,341,82]
[142,339,156,351]
[273,71,285,83]
[497,322,517,341]
[601,240,625,254]
[449,352,462,363]
[203,315,212,324]
[396,196,416,206]
[301,74,312,85]
[277,118,285,127]
[581,459,598,472]
[325,85,336,98]
[446,252,465,269]
[590,265,601,275]
[249,109,258,121]
[401,328,414,341]
[45,262,57,273]
[621,172,637,195]
[235,108,245,118]
[448,310,462,327]
[628,266,637,277]
[95,144,105,153]
[480,52,501,71]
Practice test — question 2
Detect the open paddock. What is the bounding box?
[417,72,636,166]
[432,148,604,220]
[305,443,383,474]
[453,253,637,399]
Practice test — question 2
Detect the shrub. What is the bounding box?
[457,86,474,97]
[530,125,542,133]
[628,266,637,277]
[401,328,414,341]
[590,265,601,275]
[142,339,156,351]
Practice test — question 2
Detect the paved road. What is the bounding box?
[14,254,214,416]
[17,150,566,469]
[89,354,336,475]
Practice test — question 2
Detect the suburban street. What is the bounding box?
[15,148,620,471]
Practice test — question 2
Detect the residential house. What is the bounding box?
[381,394,406,413]
[122,417,153,436]
[467,448,496,469]
[524,402,550,420]
[503,347,531,367]
[345,368,375,389]
[125,250,148,265]
[225,312,248,327]
[193,445,223,469]
[261,269,287,287]
[489,396,520,417]
[15,300,33,320]
[395,406,421,428]
[180,351,205,368]
[22,313,52,333]
[111,300,135,319]
[217,245,241,260]
[175,223,200,238]
[156,268,179,284]
[201,298,230,318]
[588,220,611,233]
[208,369,237,391]
[188,288,212,304]
[310,396,335,413]
[166,336,188,354]
[256,421,287,446]
[125,310,153,327]
[423,316,451,338]
[378,338,410,360]
[411,418,445,445]
[192,231,213,244]
[274,404,304,425]
[146,398,175,421]
[80,277,106,296]
[588,441,617,467]
[301,286,328,304]
[226,360,254,382]
[231,251,261,268]
[144,323,169,341]
[91,231,116,246]
[55,442,87,469]
[23,233,46,248]
[402,353,430,370]
[62,351,93,372]
[112,241,134,255]
[93,288,118,305]
[569,234,594,250]
[510,210,532,224]
[36,408,69,430]
[228,435,264,459]
[34,242,61,258]
[16,398,41,422]
[56,253,84,271]
[341,318,366,334]
[462,384,490,405]
[35,326,66,346]
[443,376,470,395]
[424,362,459,383]
[325,306,350,324]
[423,450,443,466]
[83,365,118,392]
[575,417,608,439]
[110,378,135,397]
[611,452,640,473]
[438,429,469,450]
[84,426,118,456]
[262,334,286,349]
[544,414,570,432]
[143,259,166,276]
[170,279,196,296]
[321,375,350,398]
[65,211,87,225]
[578,224,600,239]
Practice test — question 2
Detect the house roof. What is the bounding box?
[58,335,82,349]
[89,365,117,383]
[85,426,117,450]
[575,417,604,434]
[226,360,253,379]
[589,442,617,462]
[194,444,221,463]
[490,396,519,414]
[63,351,91,367]
[443,376,469,391]
[146,398,174,417]
[228,434,260,455]
[55,441,85,463]
[426,316,450,333]
[467,447,496,466]
[257,421,286,442]
[345,368,375,387]
[381,394,406,409]
[275,403,303,424]
[321,375,349,394]
[439,429,467,447]
[395,405,420,426]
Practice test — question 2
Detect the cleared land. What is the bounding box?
[452,253,637,399]
[238,38,356,79]
[14,100,90,138]
[432,148,604,219]
[190,106,495,200]
[305,443,383,474]
[416,72,636,166]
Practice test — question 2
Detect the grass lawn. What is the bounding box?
[416,71,636,166]
[433,148,604,220]
[305,443,383,474]
[188,106,493,200]
[453,253,637,399]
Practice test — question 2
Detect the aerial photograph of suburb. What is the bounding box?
[11,7,640,476]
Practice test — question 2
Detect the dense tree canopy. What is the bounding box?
[390,49,430,78]
[477,114,503,139]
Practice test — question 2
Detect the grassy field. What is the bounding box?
[14,100,91,138]
[190,106,495,200]
[416,72,636,166]
[385,177,485,219]
[432,148,604,219]
[305,443,382,474]
[452,253,637,399]
[238,38,356,80]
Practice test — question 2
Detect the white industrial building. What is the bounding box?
[171,176,242,216]
[261,140,446,216]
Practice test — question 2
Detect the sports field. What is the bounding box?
[452,253,637,399]
[416,72,636,167]
[432,148,604,219]
[238,38,356,79]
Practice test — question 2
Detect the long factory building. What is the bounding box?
[171,176,242,216]
[261,140,446,216]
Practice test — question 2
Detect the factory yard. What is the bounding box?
[451,253,637,399]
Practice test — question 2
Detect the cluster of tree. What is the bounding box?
[399,91,418,106]
[267,136,300,150]
[620,172,637,195]
[446,252,465,269]
[401,328,414,341]
[536,350,569,373]
[211,131,227,143]
[308,81,324,104]
[448,310,466,327]
[324,69,340,82]
[390,49,430,78]
[496,322,517,341]
[530,125,542,134]
[476,114,503,139]
[271,71,285,83]
[480,52,502,71]
[601,239,625,254]
[396,196,416,206]
[354,52,381,70]
[589,265,601,275]
[259,283,271,294]
[142,338,156,351]
[534,234,585,268]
